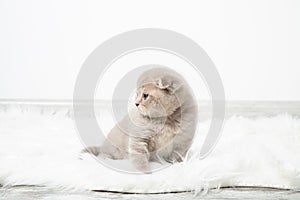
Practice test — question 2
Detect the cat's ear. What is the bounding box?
[155,78,169,89]
[155,78,181,93]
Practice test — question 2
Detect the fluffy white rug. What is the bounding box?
[0,107,300,193]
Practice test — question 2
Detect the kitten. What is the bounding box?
[83,67,198,173]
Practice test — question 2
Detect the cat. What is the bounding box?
[83,67,198,173]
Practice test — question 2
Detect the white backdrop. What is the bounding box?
[0,0,299,100]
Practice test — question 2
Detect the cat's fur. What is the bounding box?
[83,67,198,173]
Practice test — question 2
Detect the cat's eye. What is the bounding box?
[143,93,149,100]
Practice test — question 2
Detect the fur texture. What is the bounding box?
[1,110,300,192]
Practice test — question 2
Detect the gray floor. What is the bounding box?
[1,186,300,200]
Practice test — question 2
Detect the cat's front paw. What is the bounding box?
[166,152,184,164]
[131,156,152,174]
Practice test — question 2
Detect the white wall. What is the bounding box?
[0,0,299,100]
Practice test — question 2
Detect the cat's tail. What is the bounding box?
[80,141,125,160]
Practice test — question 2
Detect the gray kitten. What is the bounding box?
[83,67,198,173]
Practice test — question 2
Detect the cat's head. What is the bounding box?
[135,79,181,118]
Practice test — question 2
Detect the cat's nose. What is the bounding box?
[135,103,139,107]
